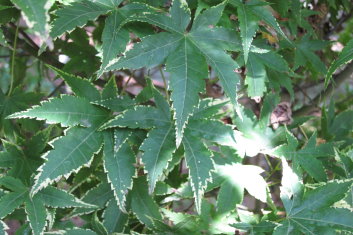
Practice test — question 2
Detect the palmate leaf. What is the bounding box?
[0,88,42,138]
[274,160,353,234]
[325,39,353,87]
[51,0,122,38]
[103,130,135,212]
[105,0,241,143]
[7,95,107,127]
[167,38,208,146]
[182,133,214,213]
[272,131,332,182]
[31,125,104,194]
[0,141,41,184]
[10,0,53,45]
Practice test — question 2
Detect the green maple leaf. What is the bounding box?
[50,0,123,39]
[325,39,353,87]
[272,130,335,182]
[0,127,52,185]
[293,35,328,75]
[273,160,353,234]
[10,0,54,45]
[101,81,240,214]
[0,176,95,235]
[104,0,241,146]
[6,68,113,194]
[0,88,42,138]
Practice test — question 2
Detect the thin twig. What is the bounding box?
[121,74,134,95]
[293,61,353,116]
[8,22,19,96]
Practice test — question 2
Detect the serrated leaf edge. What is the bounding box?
[31,126,103,196]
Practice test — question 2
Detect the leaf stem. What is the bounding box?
[159,66,170,101]
[121,74,133,95]
[8,22,19,96]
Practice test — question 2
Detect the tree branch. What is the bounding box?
[293,61,353,117]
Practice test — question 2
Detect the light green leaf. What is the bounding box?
[167,38,208,146]
[11,0,53,45]
[187,119,237,147]
[217,180,243,216]
[325,39,353,87]
[50,0,116,38]
[100,106,170,130]
[216,163,268,203]
[0,191,27,218]
[280,158,303,213]
[192,1,225,30]
[140,124,176,193]
[183,133,214,213]
[7,95,107,127]
[103,130,135,212]
[103,198,128,233]
[25,195,47,235]
[48,66,101,102]
[105,33,183,71]
[237,3,258,63]
[31,125,103,194]
[170,0,190,32]
[38,186,96,208]
[245,53,267,98]
[131,176,162,228]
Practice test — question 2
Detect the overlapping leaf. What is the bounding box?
[273,160,353,234]
[105,0,241,143]
[51,0,122,38]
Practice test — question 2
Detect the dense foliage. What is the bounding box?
[1,0,353,234]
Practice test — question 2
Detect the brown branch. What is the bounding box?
[293,61,353,117]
